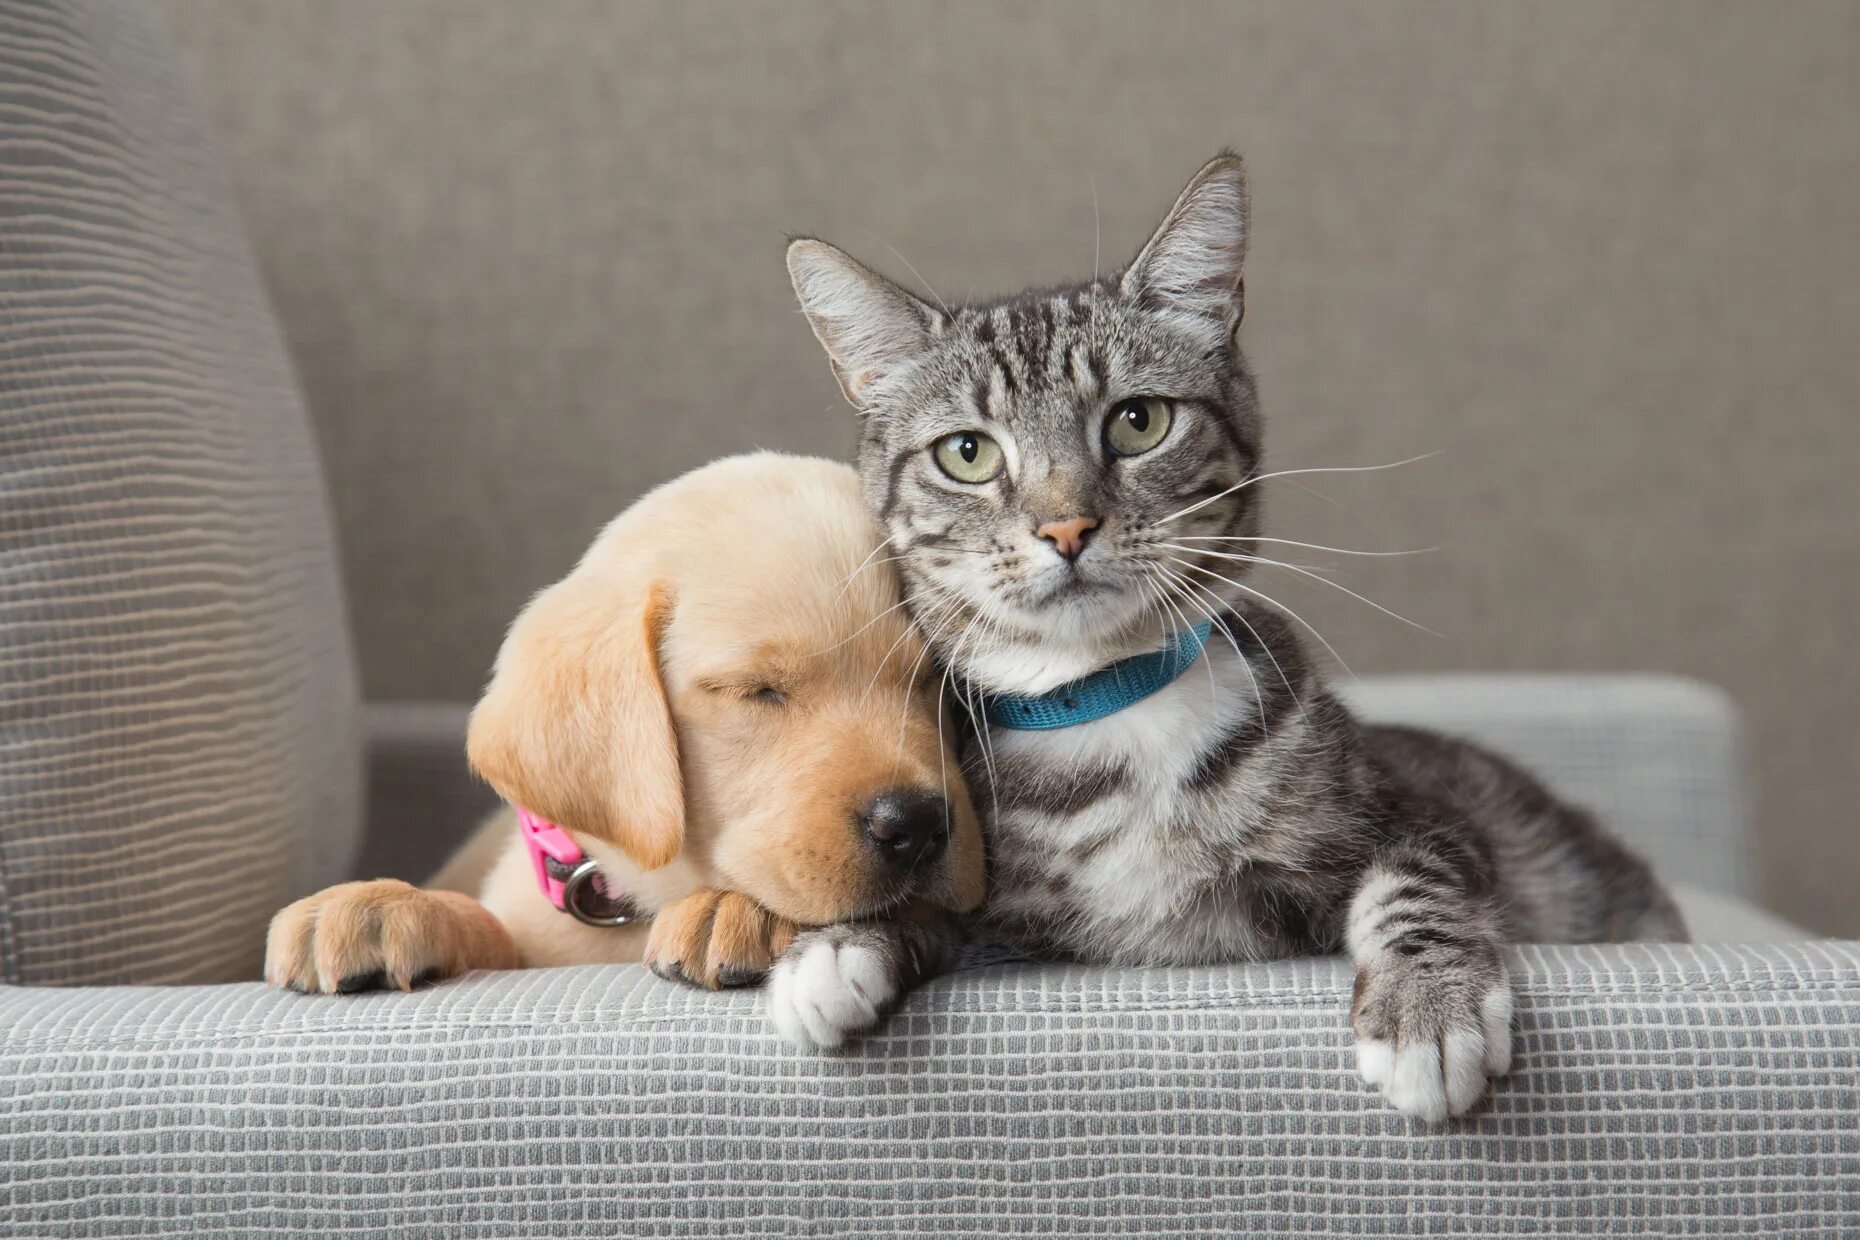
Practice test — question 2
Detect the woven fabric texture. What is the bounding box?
[0,0,361,984]
[2,941,1855,1237]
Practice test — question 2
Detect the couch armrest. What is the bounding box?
[352,702,499,883]
[3,942,1855,1235]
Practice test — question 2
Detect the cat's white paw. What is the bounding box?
[1352,961,1513,1121]
[765,927,899,1050]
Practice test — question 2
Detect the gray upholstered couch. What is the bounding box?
[1,3,1855,1236]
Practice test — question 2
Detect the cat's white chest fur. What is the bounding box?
[983,639,1264,931]
[990,637,1250,787]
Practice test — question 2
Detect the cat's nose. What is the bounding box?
[1036,516,1100,560]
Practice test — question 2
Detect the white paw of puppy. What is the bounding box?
[766,924,900,1050]
[1352,956,1513,1122]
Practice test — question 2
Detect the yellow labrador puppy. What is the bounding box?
[265,453,984,1047]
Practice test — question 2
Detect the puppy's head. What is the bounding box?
[467,453,985,925]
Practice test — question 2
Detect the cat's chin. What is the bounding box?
[957,640,1129,696]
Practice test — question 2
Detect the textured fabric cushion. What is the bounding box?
[1,941,1855,1237]
[1342,675,1754,898]
[0,0,361,984]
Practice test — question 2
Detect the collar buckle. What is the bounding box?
[518,807,643,928]
[559,858,641,927]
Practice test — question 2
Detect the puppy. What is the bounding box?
[265,454,984,1044]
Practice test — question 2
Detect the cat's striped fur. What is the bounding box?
[778,154,1684,1120]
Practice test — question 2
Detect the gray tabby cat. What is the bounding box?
[769,153,1685,1121]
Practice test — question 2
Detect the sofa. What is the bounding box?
[1,3,1855,1236]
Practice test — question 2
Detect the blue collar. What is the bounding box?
[982,621,1215,731]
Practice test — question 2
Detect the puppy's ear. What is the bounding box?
[467,571,684,871]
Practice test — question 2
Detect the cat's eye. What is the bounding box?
[933,431,1005,484]
[1105,398,1173,457]
[751,686,787,707]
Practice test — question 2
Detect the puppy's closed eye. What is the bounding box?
[698,676,790,708]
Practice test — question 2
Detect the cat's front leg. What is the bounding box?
[765,903,963,1049]
[1344,849,1513,1121]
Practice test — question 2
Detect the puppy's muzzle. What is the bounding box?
[860,789,950,871]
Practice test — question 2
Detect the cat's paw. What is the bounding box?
[1350,951,1512,1122]
[765,923,902,1050]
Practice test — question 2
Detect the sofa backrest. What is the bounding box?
[0,0,362,984]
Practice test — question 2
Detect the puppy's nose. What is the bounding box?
[860,790,950,870]
[1036,515,1099,561]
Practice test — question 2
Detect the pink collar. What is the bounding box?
[517,808,643,928]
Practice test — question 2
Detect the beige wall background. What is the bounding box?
[160,0,1859,934]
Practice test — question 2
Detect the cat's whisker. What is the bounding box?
[861,588,961,709]
[1283,478,1369,518]
[1141,566,1189,648]
[1128,572,1165,654]
[1154,567,1245,667]
[1161,543,1335,577]
[809,594,917,658]
[934,650,952,823]
[1168,556,1355,678]
[1149,566,1243,719]
[1157,451,1442,526]
[1144,574,1195,668]
[1167,566,1308,726]
[1151,571,1199,650]
[964,626,1005,800]
[887,598,969,786]
[1165,544,1441,637]
[829,540,989,615]
[957,680,999,809]
[1142,567,1218,706]
[832,537,893,598]
[1169,535,1437,559]
[1089,169,1102,286]
[874,546,996,572]
[945,608,1002,806]
[826,553,1002,658]
[869,234,952,318]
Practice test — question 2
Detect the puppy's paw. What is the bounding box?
[1351,950,1512,1122]
[265,879,516,995]
[766,923,903,1051]
[645,889,798,990]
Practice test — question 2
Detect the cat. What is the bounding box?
[768,152,1686,1121]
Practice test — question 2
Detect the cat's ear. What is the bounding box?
[787,238,943,406]
[1121,153,1250,327]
